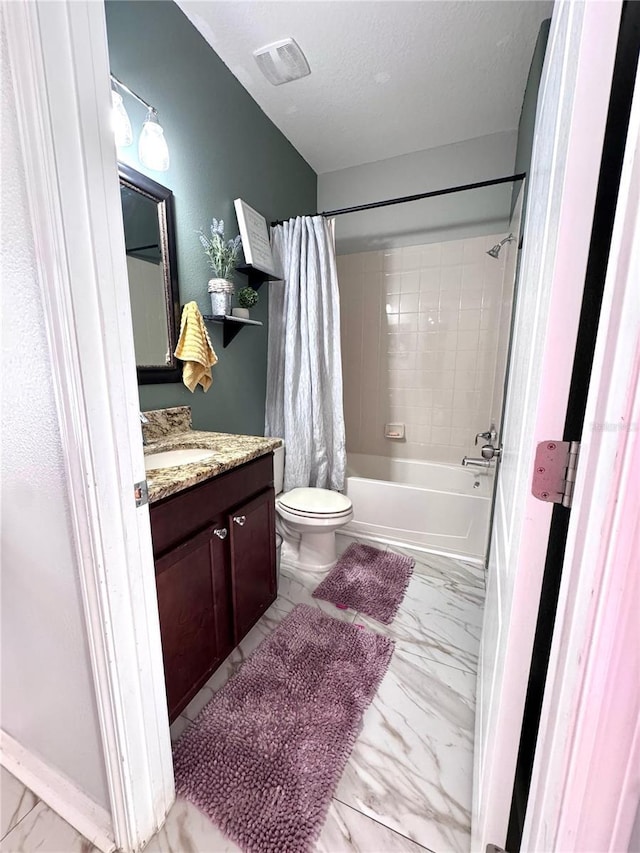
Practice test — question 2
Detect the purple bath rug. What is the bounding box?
[313,543,414,624]
[172,603,393,853]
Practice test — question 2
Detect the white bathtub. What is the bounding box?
[344,453,493,562]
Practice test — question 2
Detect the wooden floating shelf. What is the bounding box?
[202,314,263,348]
[236,263,281,289]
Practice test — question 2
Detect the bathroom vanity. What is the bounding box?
[143,408,281,722]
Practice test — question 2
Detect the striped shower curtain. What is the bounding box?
[265,215,346,492]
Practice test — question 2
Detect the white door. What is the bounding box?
[472,2,623,850]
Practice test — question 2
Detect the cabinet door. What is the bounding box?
[155,522,231,720]
[229,488,276,643]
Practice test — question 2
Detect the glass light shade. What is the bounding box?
[111,90,133,147]
[138,110,170,171]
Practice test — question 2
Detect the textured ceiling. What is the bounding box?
[177,0,553,174]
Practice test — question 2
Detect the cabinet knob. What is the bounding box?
[233,515,246,527]
[213,527,228,539]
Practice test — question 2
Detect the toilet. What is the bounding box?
[273,444,353,573]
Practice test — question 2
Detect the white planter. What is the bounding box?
[232,307,250,319]
[208,278,234,317]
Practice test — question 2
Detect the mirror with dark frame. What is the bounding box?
[119,163,181,384]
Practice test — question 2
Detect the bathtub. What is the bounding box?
[344,453,493,563]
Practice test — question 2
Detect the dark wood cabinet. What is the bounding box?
[149,455,276,721]
[229,488,277,643]
[155,522,231,720]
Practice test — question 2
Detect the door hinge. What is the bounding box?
[531,440,581,508]
[134,479,149,507]
[486,845,506,853]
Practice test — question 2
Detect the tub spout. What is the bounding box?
[462,456,492,468]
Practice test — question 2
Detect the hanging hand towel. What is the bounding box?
[174,301,218,392]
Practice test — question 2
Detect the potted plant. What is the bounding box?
[232,286,259,319]
[198,218,242,316]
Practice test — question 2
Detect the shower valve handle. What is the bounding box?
[475,430,495,445]
[481,444,502,460]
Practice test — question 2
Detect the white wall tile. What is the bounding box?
[420,243,442,267]
[440,241,463,266]
[419,268,441,291]
[399,292,419,314]
[457,330,479,351]
[440,265,463,290]
[383,250,403,273]
[431,426,451,445]
[363,251,383,272]
[402,246,422,271]
[439,289,461,311]
[458,310,481,331]
[384,273,402,294]
[338,233,514,465]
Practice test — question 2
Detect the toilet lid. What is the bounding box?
[278,487,352,518]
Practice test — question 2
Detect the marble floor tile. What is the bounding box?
[144,797,241,853]
[145,794,434,853]
[0,769,38,842]
[334,647,476,853]
[169,715,191,744]
[335,532,373,557]
[202,564,357,700]
[277,565,359,623]
[181,686,215,722]
[387,544,486,592]
[0,801,97,852]
[318,800,435,853]
[356,570,484,674]
[203,600,287,696]
[11,543,481,853]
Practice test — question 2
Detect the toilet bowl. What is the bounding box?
[273,444,353,574]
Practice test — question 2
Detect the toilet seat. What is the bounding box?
[277,487,352,521]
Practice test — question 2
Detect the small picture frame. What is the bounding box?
[234,199,278,277]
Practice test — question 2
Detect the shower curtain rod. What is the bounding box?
[271,172,526,227]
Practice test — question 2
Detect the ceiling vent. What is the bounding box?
[253,38,311,86]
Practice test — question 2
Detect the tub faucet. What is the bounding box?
[461,456,492,468]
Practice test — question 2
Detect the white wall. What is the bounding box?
[0,28,109,810]
[318,131,518,255]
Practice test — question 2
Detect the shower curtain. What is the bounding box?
[266,215,346,492]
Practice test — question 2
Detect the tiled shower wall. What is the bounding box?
[337,236,514,465]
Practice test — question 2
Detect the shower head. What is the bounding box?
[486,233,515,259]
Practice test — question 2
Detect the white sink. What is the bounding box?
[144,448,217,472]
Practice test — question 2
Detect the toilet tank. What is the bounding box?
[273,443,285,495]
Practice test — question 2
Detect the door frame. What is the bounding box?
[472,1,623,848]
[506,3,640,845]
[2,2,174,851]
[523,58,640,852]
[4,1,636,851]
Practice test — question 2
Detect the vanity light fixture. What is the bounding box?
[110,73,170,172]
[111,90,133,147]
[138,108,170,172]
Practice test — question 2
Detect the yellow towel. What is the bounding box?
[174,302,218,392]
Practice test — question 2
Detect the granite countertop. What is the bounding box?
[141,407,281,504]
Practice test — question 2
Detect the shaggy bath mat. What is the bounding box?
[313,543,414,624]
[172,603,394,853]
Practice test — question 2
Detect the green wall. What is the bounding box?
[105,0,317,435]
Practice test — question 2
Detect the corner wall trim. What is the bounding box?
[0,731,115,853]
[2,2,175,850]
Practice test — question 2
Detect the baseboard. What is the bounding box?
[0,730,116,853]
